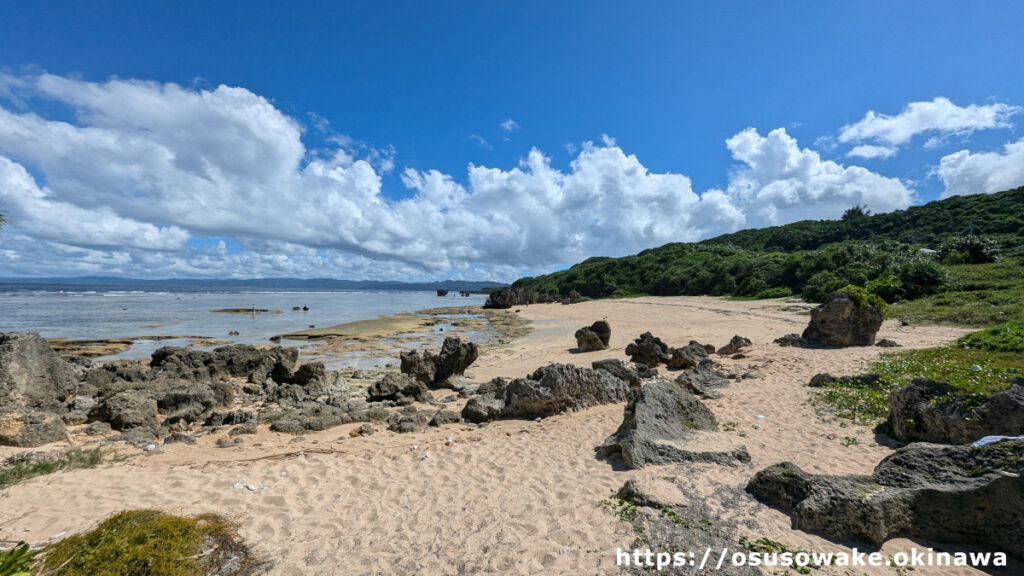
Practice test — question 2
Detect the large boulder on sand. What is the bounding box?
[717,335,752,356]
[461,363,629,423]
[89,390,159,431]
[591,358,657,388]
[801,291,884,347]
[624,332,671,367]
[400,337,478,388]
[665,341,712,370]
[367,373,429,405]
[574,321,611,352]
[887,378,1024,444]
[674,365,730,399]
[150,344,298,383]
[0,410,67,447]
[599,380,749,468]
[0,332,78,411]
[746,440,1024,560]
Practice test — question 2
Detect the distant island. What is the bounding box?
[0,276,505,294]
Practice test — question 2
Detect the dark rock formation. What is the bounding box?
[0,332,78,412]
[0,410,67,447]
[717,335,752,356]
[388,406,430,433]
[624,332,671,367]
[400,337,478,388]
[801,292,884,347]
[747,440,1024,560]
[205,410,255,427]
[429,409,461,426]
[574,320,611,352]
[156,383,216,425]
[150,344,298,383]
[876,338,900,347]
[674,365,730,399]
[90,390,159,431]
[599,380,749,468]
[773,333,808,347]
[483,287,536,309]
[436,289,449,296]
[462,364,629,423]
[591,358,657,388]
[807,372,882,388]
[665,341,711,370]
[367,373,429,405]
[888,378,1024,444]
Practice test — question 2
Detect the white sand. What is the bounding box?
[2,296,1007,575]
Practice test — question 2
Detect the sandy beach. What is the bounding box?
[0,296,1003,575]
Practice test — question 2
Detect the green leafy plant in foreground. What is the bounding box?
[0,542,35,576]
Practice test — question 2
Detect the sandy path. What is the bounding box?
[2,296,1000,575]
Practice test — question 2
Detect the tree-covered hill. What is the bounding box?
[512,187,1024,325]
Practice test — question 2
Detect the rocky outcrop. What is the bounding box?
[717,335,752,356]
[0,332,78,412]
[674,365,730,399]
[400,337,478,388]
[624,332,671,367]
[600,380,749,468]
[773,333,807,347]
[807,372,882,388]
[388,406,430,433]
[156,383,216,425]
[887,378,1024,444]
[150,344,298,383]
[461,364,629,423]
[746,440,1024,560]
[367,373,429,405]
[484,288,536,309]
[90,390,159,432]
[624,333,715,370]
[574,320,611,352]
[0,410,67,447]
[591,358,657,388]
[801,292,884,347]
[665,341,711,370]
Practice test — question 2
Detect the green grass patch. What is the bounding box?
[889,259,1024,327]
[0,449,103,491]
[810,346,1024,426]
[958,320,1024,352]
[1,542,35,576]
[35,510,260,576]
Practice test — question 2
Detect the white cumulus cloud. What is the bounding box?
[0,72,917,281]
[838,97,1019,155]
[938,137,1024,198]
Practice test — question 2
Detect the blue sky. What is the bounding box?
[1,2,1023,280]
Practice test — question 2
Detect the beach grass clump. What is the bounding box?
[1,542,35,576]
[811,346,1024,426]
[957,320,1024,352]
[34,510,260,576]
[0,449,103,491]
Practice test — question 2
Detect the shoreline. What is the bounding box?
[1,296,997,575]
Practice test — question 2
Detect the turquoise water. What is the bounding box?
[0,288,487,363]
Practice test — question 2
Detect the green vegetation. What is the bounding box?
[511,187,1024,326]
[958,320,1024,352]
[737,537,815,573]
[810,346,1024,425]
[35,510,258,576]
[0,449,103,491]
[888,259,1024,326]
[1,543,35,576]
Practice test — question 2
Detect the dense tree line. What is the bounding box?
[514,187,1024,303]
